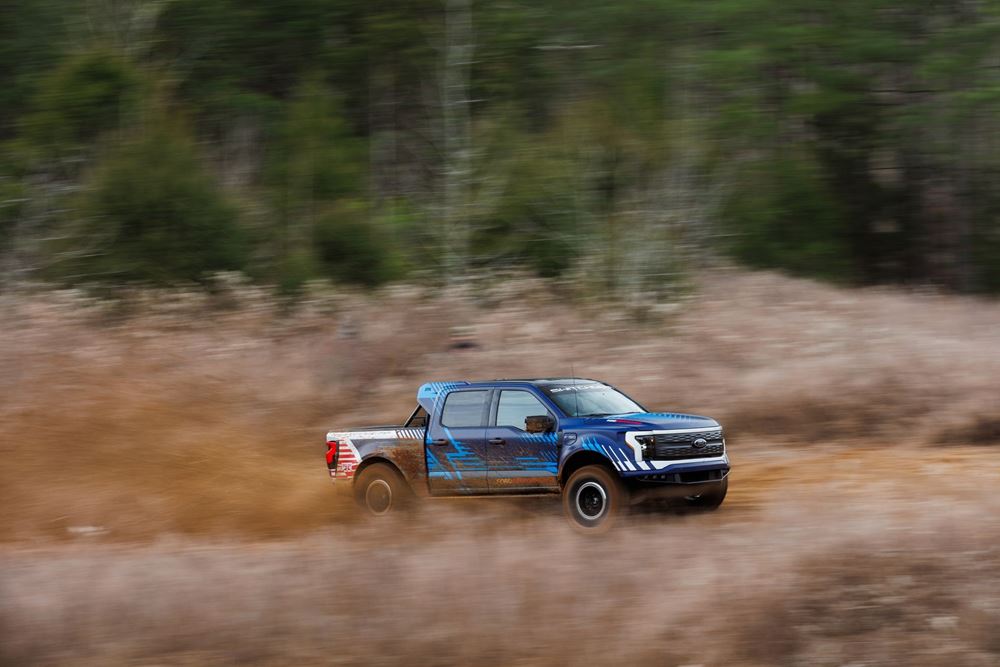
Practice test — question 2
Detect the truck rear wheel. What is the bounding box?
[562,465,628,532]
[684,477,728,511]
[353,463,412,516]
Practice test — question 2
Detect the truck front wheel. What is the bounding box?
[353,463,412,516]
[562,465,628,532]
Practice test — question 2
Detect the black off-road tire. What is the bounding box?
[684,477,728,511]
[562,465,629,533]
[353,463,413,516]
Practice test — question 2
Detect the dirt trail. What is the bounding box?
[5,443,1000,666]
[728,442,998,510]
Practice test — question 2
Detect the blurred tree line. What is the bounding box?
[3,0,1000,294]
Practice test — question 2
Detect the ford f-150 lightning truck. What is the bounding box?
[325,379,729,530]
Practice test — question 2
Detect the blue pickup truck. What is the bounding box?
[325,378,729,530]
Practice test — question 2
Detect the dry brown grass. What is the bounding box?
[4,269,1000,664]
[3,269,1000,541]
[3,491,1000,666]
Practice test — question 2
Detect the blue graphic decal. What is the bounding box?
[574,434,635,470]
[513,457,559,473]
[425,447,452,480]
[517,432,559,445]
[440,427,487,478]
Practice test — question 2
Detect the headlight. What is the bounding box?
[636,435,655,459]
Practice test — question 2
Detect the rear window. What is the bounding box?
[405,405,429,428]
[441,390,489,428]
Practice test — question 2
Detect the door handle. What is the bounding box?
[431,439,448,446]
[488,437,505,445]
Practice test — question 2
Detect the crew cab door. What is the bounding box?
[425,388,491,495]
[485,389,559,492]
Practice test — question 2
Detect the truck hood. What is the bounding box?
[569,412,720,431]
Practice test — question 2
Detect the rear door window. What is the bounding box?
[441,390,489,428]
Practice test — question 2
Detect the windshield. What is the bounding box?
[540,383,644,417]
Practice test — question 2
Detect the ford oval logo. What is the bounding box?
[692,438,708,449]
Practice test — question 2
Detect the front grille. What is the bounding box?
[653,443,724,459]
[653,430,722,445]
[651,429,724,460]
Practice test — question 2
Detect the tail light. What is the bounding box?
[326,440,339,468]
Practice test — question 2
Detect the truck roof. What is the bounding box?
[475,378,603,385]
[425,378,607,389]
[415,378,608,412]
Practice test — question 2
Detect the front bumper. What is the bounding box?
[616,451,731,479]
[627,465,729,503]
[628,458,730,481]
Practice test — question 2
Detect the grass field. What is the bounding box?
[3,269,1000,665]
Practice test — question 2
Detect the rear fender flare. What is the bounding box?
[353,456,412,491]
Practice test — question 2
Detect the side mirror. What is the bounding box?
[525,415,554,434]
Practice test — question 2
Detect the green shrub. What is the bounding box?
[722,155,854,282]
[274,249,321,295]
[473,152,575,278]
[70,126,246,284]
[313,201,403,287]
[25,51,141,152]
[267,76,365,206]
